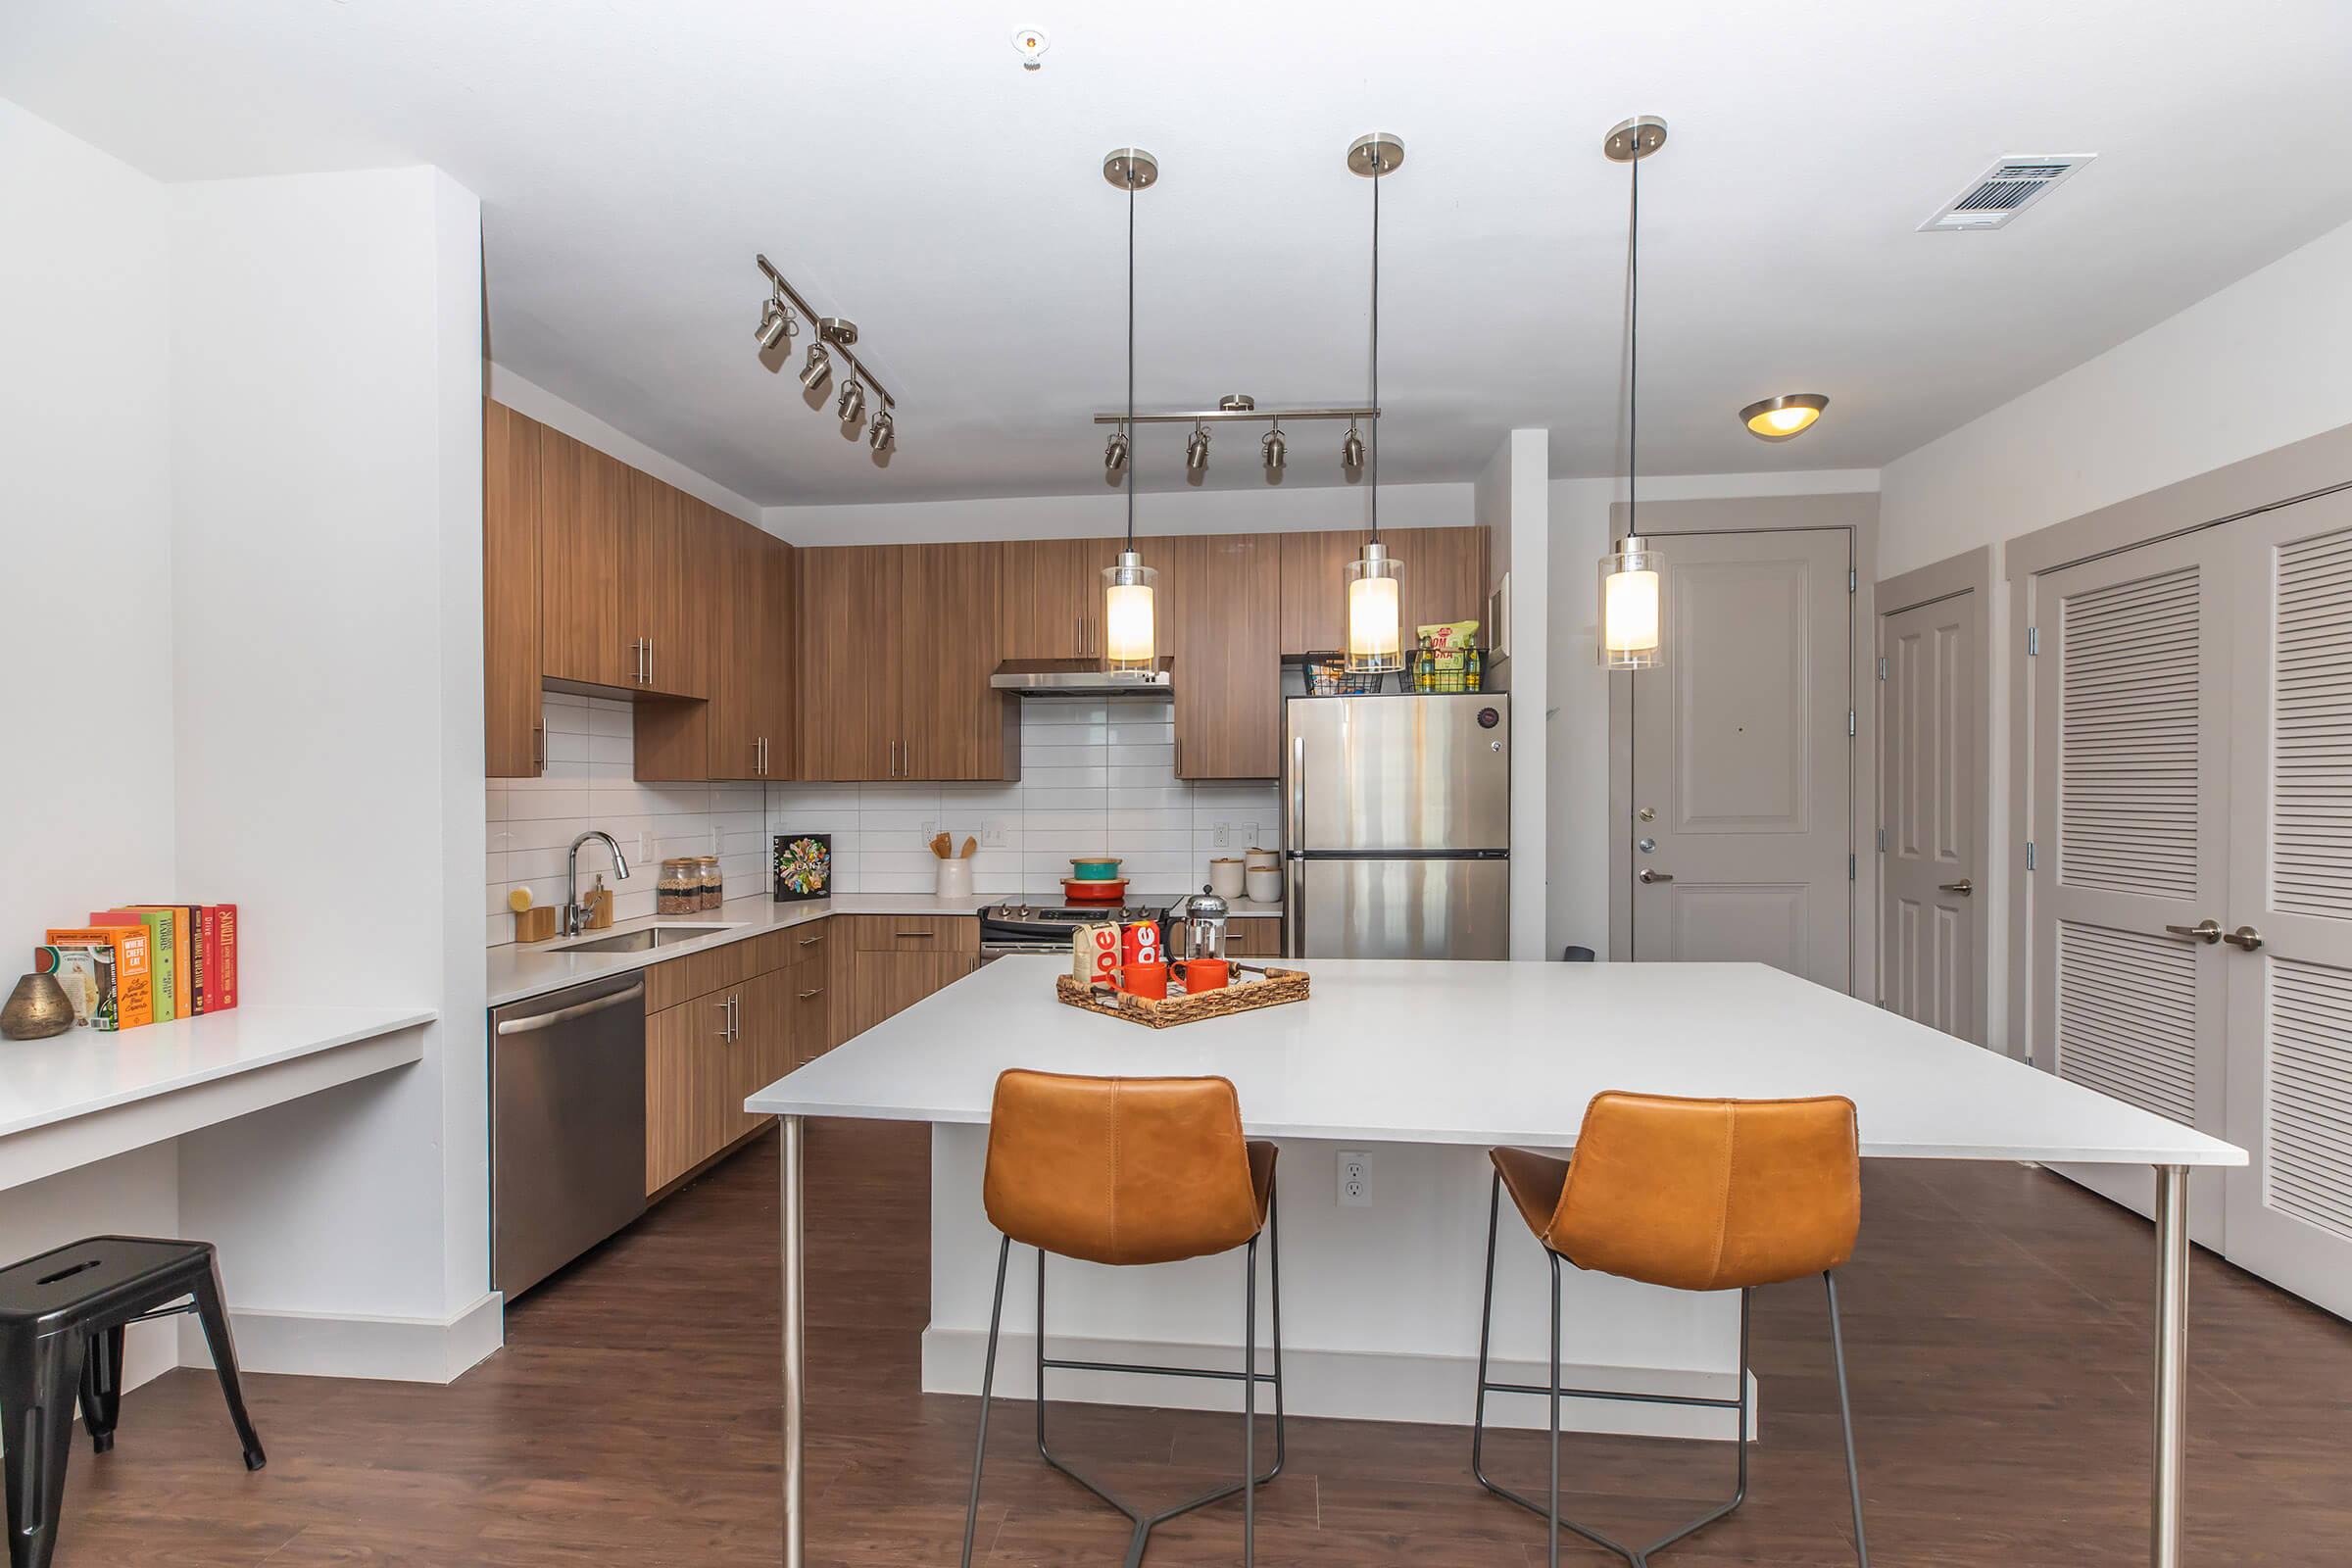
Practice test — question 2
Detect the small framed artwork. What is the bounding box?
[773,834,832,902]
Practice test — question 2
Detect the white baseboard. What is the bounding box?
[922,1327,1755,1442]
[181,1291,505,1384]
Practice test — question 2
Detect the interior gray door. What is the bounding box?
[1295,857,1509,959]
[1629,528,1853,987]
[1879,589,1981,1041]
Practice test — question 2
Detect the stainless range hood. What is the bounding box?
[990,657,1173,696]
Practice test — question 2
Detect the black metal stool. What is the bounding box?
[0,1237,267,1568]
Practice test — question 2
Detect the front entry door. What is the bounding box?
[1630,528,1853,988]
[1880,590,1981,1041]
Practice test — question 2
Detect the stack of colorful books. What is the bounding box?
[37,905,239,1032]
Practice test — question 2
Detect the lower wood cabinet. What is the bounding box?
[1225,916,1284,958]
[851,951,980,1039]
[644,983,744,1195]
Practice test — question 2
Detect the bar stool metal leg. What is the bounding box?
[1469,1171,1758,1568]
[1006,1176,1285,1567]
[1826,1271,1870,1566]
[957,1236,1013,1568]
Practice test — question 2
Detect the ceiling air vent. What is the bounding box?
[1918,154,2095,231]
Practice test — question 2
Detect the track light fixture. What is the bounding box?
[1262,423,1287,475]
[1341,421,1366,469]
[756,289,796,351]
[1104,427,1130,477]
[1185,421,1210,471]
[756,254,901,459]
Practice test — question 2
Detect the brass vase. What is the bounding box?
[2,972,76,1040]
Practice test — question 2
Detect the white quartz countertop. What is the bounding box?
[1,1003,435,1190]
[486,893,988,1006]
[749,957,2246,1168]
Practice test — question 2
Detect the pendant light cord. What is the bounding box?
[1125,174,1137,550]
[1369,159,1381,542]
[1627,141,1640,541]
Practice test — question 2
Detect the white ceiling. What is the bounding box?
[7,2,2352,507]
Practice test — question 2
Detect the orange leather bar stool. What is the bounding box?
[1472,1092,1869,1568]
[960,1070,1284,1567]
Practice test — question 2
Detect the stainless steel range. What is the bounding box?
[979,900,1172,958]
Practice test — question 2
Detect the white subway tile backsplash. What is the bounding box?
[764,697,1277,901]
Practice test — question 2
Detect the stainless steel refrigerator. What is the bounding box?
[1282,693,1510,959]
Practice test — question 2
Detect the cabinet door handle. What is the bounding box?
[797,987,825,1001]
[646,639,654,687]
[713,997,733,1040]
[531,721,545,773]
[2164,919,2222,945]
[798,934,826,947]
[895,930,935,940]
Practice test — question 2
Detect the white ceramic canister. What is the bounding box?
[1244,846,1280,874]
[1207,858,1246,900]
[1245,866,1282,904]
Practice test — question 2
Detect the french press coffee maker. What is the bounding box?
[1179,888,1232,961]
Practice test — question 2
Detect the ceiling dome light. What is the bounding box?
[868,407,895,451]
[1185,421,1210,472]
[1262,424,1286,475]
[836,378,866,425]
[799,343,832,391]
[1740,393,1829,441]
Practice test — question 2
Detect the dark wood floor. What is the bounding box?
[50,1121,2352,1565]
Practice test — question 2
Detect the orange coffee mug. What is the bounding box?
[1176,957,1230,993]
[1122,960,1170,1000]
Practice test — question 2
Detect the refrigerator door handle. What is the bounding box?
[1286,858,1302,959]
[1289,732,1307,851]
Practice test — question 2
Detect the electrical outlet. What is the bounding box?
[1213,821,1231,848]
[918,819,940,846]
[1338,1150,1372,1207]
[982,824,1007,848]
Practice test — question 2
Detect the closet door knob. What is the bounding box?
[2224,925,2264,953]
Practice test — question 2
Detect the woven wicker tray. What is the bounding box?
[1054,967,1309,1029]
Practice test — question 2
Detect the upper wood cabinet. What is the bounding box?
[705,517,793,780]
[623,471,709,700]
[1276,529,1369,656]
[484,400,544,777]
[1001,537,1117,662]
[1275,525,1489,656]
[1168,532,1282,780]
[796,543,1016,782]
[538,426,633,688]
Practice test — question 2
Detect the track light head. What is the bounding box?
[799,343,832,391]
[756,295,794,351]
[1262,426,1286,474]
[1342,421,1366,469]
[1185,422,1210,472]
[837,378,866,425]
[1104,430,1130,477]
[868,407,895,452]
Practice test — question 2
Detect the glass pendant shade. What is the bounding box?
[1344,539,1405,673]
[1102,550,1158,671]
[1598,535,1664,669]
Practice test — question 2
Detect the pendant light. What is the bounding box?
[1101,148,1160,673]
[1599,116,1667,671]
[1344,132,1405,674]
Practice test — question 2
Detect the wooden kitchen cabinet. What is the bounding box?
[1225,916,1285,958]
[644,986,739,1195]
[796,543,1015,781]
[538,425,634,688]
[1001,537,1117,661]
[850,950,980,1039]
[623,470,709,699]
[1276,528,1368,656]
[1169,532,1282,780]
[483,400,544,777]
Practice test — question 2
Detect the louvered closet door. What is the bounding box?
[2030,528,2232,1245]
[2224,488,2352,1316]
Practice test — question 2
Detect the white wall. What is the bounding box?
[1880,215,2352,576]
[767,479,1474,546]
[0,98,185,1392]
[1544,470,1882,961]
[1477,431,1549,958]
[167,165,497,1378]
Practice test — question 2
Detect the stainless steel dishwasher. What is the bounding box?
[491,971,647,1297]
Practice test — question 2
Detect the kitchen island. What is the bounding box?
[750,956,2244,1568]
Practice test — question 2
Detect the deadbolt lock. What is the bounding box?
[1638,806,1656,822]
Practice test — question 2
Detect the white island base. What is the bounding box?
[922,1123,1749,1440]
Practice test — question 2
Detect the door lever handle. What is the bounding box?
[2164,919,2222,945]
[1638,868,1674,884]
[2224,925,2264,953]
[1938,879,1974,896]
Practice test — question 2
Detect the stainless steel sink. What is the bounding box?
[552,923,741,955]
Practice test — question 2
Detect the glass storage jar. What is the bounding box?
[658,858,696,915]
[698,856,723,910]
